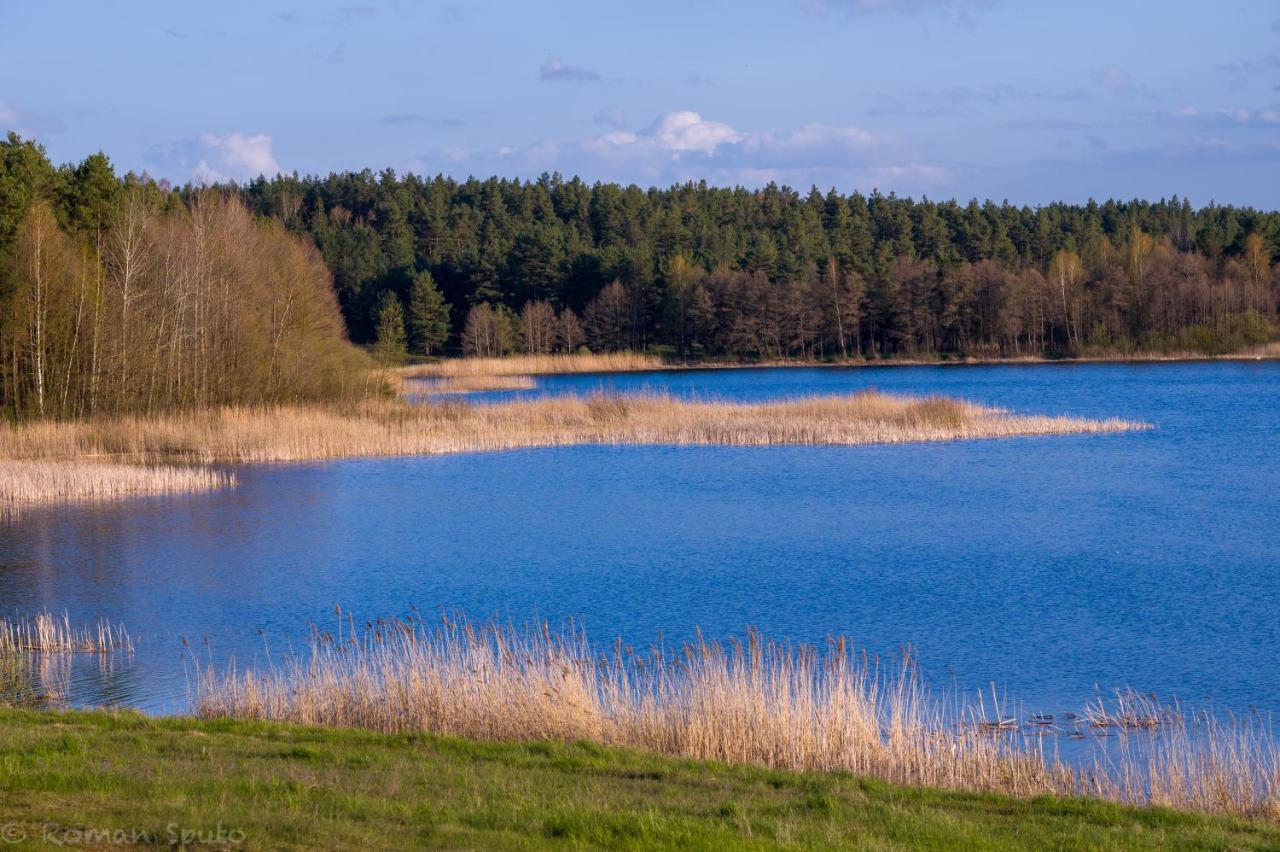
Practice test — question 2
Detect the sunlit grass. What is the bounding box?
[5,708,1279,850]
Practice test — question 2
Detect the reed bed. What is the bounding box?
[0,460,232,506]
[0,610,133,654]
[412,374,539,394]
[195,615,1280,821]
[0,391,1146,466]
[402,351,664,378]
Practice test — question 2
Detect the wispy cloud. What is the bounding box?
[1096,66,1135,95]
[1216,53,1280,77]
[539,56,601,83]
[594,106,627,129]
[1162,105,1280,128]
[406,110,948,193]
[0,100,64,137]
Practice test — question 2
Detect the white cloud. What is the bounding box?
[406,110,948,193]
[0,101,18,126]
[646,111,742,153]
[147,132,282,184]
[191,133,282,184]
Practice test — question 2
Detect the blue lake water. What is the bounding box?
[1,361,1278,717]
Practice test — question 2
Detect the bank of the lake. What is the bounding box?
[2,709,1278,851]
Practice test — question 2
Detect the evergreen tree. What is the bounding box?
[407,270,450,355]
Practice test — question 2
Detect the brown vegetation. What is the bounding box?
[0,391,1144,467]
[0,190,370,422]
[0,460,231,506]
[403,351,664,378]
[0,611,132,655]
[196,615,1280,820]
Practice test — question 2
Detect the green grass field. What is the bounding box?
[1,709,1277,850]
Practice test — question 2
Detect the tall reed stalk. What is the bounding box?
[0,611,133,654]
[196,615,1279,821]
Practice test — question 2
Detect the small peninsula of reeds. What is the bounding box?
[0,391,1146,468]
[196,615,1280,821]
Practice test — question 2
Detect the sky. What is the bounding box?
[1,0,1278,206]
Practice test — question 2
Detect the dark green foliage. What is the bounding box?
[230,170,1277,359]
[407,269,450,355]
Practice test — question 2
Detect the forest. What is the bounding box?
[0,134,368,422]
[244,156,1279,362]
[2,132,1278,420]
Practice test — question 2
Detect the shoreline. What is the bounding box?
[399,346,1280,388]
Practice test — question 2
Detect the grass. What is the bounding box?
[2,708,1278,850]
[0,460,231,507]
[195,616,1279,822]
[0,391,1145,467]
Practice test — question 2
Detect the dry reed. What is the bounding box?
[195,615,1280,821]
[0,391,1146,466]
[412,374,539,394]
[0,611,133,654]
[402,351,664,378]
[0,460,232,506]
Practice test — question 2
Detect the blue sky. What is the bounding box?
[2,0,1278,205]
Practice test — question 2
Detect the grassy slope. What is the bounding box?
[1,711,1277,850]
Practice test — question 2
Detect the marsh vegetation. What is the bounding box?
[0,391,1143,470]
[195,614,1280,821]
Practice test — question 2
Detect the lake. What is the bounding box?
[1,361,1278,718]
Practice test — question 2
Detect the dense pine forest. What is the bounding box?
[243,169,1278,362]
[2,132,1278,419]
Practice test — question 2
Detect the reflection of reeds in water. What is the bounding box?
[195,615,1279,820]
[0,460,232,507]
[0,391,1147,468]
[0,611,133,654]
[0,612,133,709]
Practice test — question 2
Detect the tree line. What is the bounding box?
[2,132,1279,419]
[0,134,367,421]
[236,165,1279,360]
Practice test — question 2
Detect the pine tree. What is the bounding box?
[407,270,450,355]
